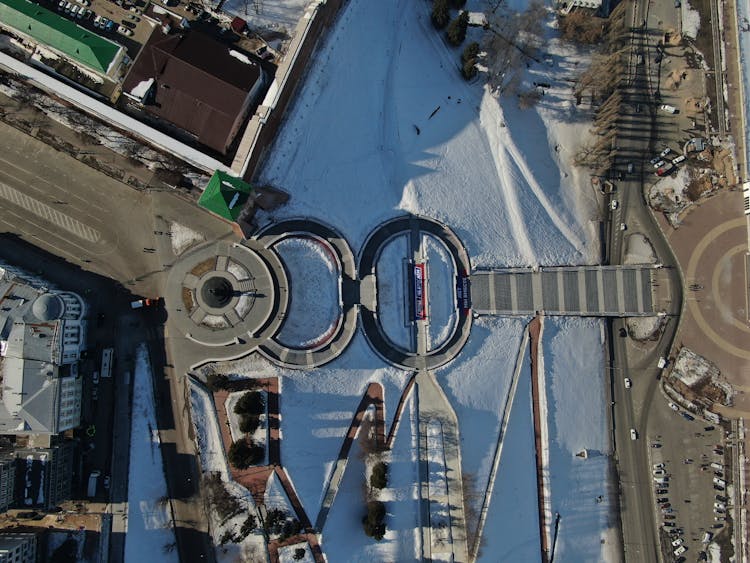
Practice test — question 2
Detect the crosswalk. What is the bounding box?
[0,180,101,243]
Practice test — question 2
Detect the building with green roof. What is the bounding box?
[198,170,254,223]
[0,0,124,75]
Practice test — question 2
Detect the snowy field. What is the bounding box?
[125,344,178,563]
[215,0,613,557]
[375,234,412,350]
[273,236,341,348]
[424,234,456,350]
[259,0,598,268]
[541,317,619,561]
[322,393,420,562]
[203,333,410,519]
[738,0,750,177]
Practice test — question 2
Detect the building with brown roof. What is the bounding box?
[122,29,268,154]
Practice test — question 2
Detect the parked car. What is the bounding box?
[103,476,111,490]
[653,160,666,169]
[672,155,686,164]
[652,443,662,448]
[105,19,115,31]
[121,19,136,28]
[682,412,695,421]
[129,6,141,13]
[656,497,668,503]
[672,538,684,547]
[653,469,666,477]
[117,25,133,36]
[663,522,675,527]
[650,156,662,165]
[660,104,678,114]
[630,428,637,440]
[624,378,632,389]
[664,514,676,520]
[668,402,679,411]
[610,199,619,211]
[674,545,687,556]
[126,13,140,20]
[56,0,66,9]
[660,148,672,157]
[656,489,668,495]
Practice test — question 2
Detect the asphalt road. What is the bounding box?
[607,1,685,561]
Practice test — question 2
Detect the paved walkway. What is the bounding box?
[358,215,473,371]
[471,265,660,317]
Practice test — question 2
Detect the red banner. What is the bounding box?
[414,263,426,320]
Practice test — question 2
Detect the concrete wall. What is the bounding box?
[231,0,347,180]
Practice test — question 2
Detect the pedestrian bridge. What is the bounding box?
[470,265,661,317]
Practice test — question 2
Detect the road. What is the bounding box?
[607,1,684,561]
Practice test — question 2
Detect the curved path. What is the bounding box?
[358,215,473,371]
[255,219,359,369]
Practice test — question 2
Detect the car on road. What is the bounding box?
[627,162,634,174]
[682,412,695,421]
[660,148,672,157]
[630,428,637,440]
[660,104,678,114]
[92,371,99,385]
[668,402,679,411]
[624,378,632,389]
[610,199,619,211]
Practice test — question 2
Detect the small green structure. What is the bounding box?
[0,0,123,74]
[198,171,254,223]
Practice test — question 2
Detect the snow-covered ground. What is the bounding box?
[424,234,456,350]
[203,333,410,519]
[737,0,750,180]
[190,382,230,476]
[169,222,204,256]
[258,0,598,268]
[218,0,313,33]
[376,234,412,350]
[205,0,611,557]
[125,344,178,563]
[541,318,618,562]
[322,393,420,562]
[681,0,701,40]
[273,236,341,348]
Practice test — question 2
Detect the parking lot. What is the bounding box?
[32,0,155,59]
[648,398,732,561]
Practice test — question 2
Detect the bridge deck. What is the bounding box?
[470,265,657,317]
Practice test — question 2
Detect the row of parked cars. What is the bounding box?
[56,0,137,37]
[649,147,687,177]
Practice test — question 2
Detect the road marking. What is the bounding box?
[711,244,750,334]
[686,217,750,359]
[0,180,101,243]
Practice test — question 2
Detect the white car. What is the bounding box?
[660,147,672,158]
[668,402,679,411]
[672,154,686,165]
[671,538,683,547]
[624,377,632,389]
[630,428,638,440]
[610,199,619,210]
[653,160,666,169]
[92,371,100,384]
[117,25,133,36]
[653,463,665,469]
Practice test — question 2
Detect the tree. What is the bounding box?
[239,414,261,434]
[461,58,478,80]
[446,12,470,46]
[227,438,264,469]
[362,500,386,540]
[449,0,466,7]
[431,0,450,29]
[370,462,388,489]
[234,391,265,416]
[293,548,307,561]
[205,373,231,391]
[461,42,480,63]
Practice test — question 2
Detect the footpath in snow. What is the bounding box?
[125,344,178,563]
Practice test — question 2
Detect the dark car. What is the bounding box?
[716,495,727,502]
[656,488,668,495]
[682,412,695,421]
[657,497,668,503]
[120,19,136,28]
[704,426,715,431]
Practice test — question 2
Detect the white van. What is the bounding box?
[713,477,726,487]
[702,531,713,543]
[630,428,637,440]
[674,545,686,556]
[672,155,686,165]
[710,462,723,470]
